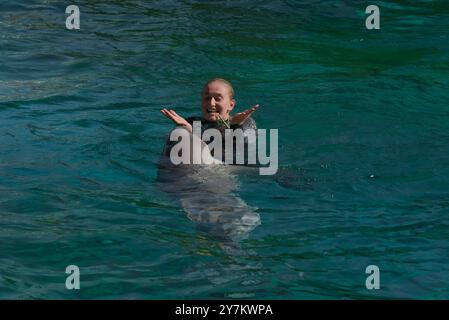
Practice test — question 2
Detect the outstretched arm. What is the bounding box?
[160,108,192,133]
[230,104,259,126]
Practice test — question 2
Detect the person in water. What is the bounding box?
[160,78,259,164]
[158,79,262,241]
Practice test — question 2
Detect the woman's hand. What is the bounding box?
[161,108,192,133]
[230,104,259,126]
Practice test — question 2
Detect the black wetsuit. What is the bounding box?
[162,116,258,165]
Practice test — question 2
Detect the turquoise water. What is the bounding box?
[1,0,449,299]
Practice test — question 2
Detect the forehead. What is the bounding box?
[202,81,231,96]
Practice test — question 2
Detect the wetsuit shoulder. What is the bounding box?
[230,116,257,131]
[185,116,203,125]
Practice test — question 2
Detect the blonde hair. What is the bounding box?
[202,78,235,99]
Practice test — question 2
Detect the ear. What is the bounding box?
[229,99,236,112]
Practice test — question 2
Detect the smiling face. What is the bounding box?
[201,80,235,122]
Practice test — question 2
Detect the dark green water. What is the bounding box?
[1,0,449,299]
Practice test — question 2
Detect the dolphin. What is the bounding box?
[156,128,260,242]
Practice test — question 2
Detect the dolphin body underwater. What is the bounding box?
[156,129,261,242]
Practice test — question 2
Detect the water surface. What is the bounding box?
[1,0,449,299]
